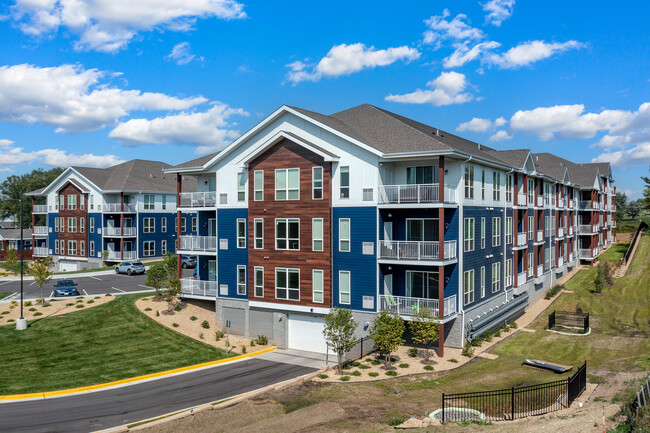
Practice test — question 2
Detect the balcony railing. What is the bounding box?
[527,267,534,278]
[612,220,616,228]
[33,247,48,257]
[536,230,543,242]
[379,294,457,317]
[558,256,564,268]
[107,251,137,261]
[579,248,598,259]
[516,193,527,206]
[179,235,217,252]
[33,204,48,213]
[104,203,136,212]
[557,227,564,238]
[517,272,526,287]
[379,240,457,261]
[378,184,457,205]
[537,264,543,278]
[568,199,574,208]
[103,226,137,237]
[33,226,48,235]
[557,198,564,208]
[515,232,527,247]
[180,278,218,297]
[179,192,217,208]
[569,253,574,262]
[568,226,574,236]
[578,224,598,234]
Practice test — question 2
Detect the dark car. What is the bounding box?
[54,279,80,297]
[115,261,146,276]
[181,255,197,269]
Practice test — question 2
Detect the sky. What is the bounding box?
[0,0,649,198]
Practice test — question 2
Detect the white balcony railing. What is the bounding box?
[557,227,564,238]
[612,221,616,228]
[557,198,564,208]
[103,203,136,212]
[558,256,564,268]
[578,224,598,234]
[180,278,218,298]
[568,226,574,236]
[527,267,534,278]
[568,199,574,208]
[379,294,457,317]
[33,204,48,213]
[33,247,48,256]
[378,184,457,205]
[537,195,544,207]
[516,193,527,206]
[569,253,574,262]
[179,192,217,208]
[379,240,457,261]
[579,248,598,259]
[103,226,137,237]
[537,264,543,277]
[179,235,217,252]
[517,272,526,287]
[33,226,48,235]
[536,230,543,242]
[516,232,527,247]
[107,251,137,261]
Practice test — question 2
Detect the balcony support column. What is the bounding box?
[438,265,444,357]
[438,156,445,204]
[31,196,36,252]
[514,248,518,288]
[176,174,182,280]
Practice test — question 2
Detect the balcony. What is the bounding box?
[107,251,137,261]
[536,195,544,207]
[33,226,48,236]
[179,235,217,252]
[535,230,544,243]
[513,232,527,249]
[558,256,565,268]
[33,247,48,257]
[568,226,574,237]
[515,193,527,206]
[612,220,616,228]
[104,203,136,213]
[180,278,217,298]
[517,271,526,287]
[568,199,575,209]
[378,184,457,205]
[557,227,564,238]
[33,205,47,214]
[578,224,598,235]
[379,294,457,318]
[557,198,565,208]
[579,248,598,260]
[103,226,137,237]
[179,192,217,208]
[569,253,574,263]
[379,240,457,263]
[527,267,534,278]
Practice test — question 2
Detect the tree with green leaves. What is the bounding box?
[0,167,63,228]
[410,307,439,364]
[627,200,643,219]
[615,192,628,217]
[5,247,17,268]
[145,262,167,296]
[323,307,358,373]
[642,169,650,210]
[370,310,405,368]
[30,257,53,305]
[101,250,109,266]
[593,264,605,293]
[145,252,180,298]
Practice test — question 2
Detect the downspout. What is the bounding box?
[459,155,472,348]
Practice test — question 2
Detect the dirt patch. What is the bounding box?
[0,295,114,326]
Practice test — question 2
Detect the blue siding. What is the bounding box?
[88,213,102,259]
[333,207,377,311]
[217,208,248,300]
[47,213,58,254]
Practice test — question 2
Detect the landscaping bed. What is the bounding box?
[0,295,114,326]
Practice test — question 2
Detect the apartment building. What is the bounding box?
[27,160,197,272]
[165,104,615,354]
[0,228,33,261]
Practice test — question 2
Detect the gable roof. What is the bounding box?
[0,228,32,240]
[483,149,532,169]
[170,152,220,170]
[588,162,612,178]
[533,153,601,188]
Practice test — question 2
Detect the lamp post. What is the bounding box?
[2,196,27,330]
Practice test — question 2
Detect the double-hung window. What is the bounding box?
[464,165,474,199]
[161,240,167,255]
[254,267,264,297]
[237,265,246,295]
[59,240,65,255]
[80,240,85,256]
[237,219,246,248]
[254,219,263,249]
[90,241,95,257]
[528,252,534,276]
[313,270,324,303]
[493,172,501,201]
[144,241,155,256]
[506,259,513,287]
[492,262,501,293]
[181,217,186,232]
[80,217,85,233]
[312,218,323,251]
[59,217,65,233]
[80,195,85,210]
[463,270,475,305]
[492,217,501,247]
[505,217,512,244]
[90,217,94,233]
[237,172,246,202]
[144,194,155,210]
[68,195,76,210]
[505,174,512,202]
[340,166,350,198]
[464,218,475,252]
[275,168,299,200]
[481,170,486,200]
[55,240,59,254]
[161,218,167,233]
[339,271,350,304]
[275,219,299,250]
[254,170,263,201]
[68,217,77,233]
[339,218,350,252]
[143,218,155,233]
[162,196,167,210]
[312,167,323,199]
[545,216,549,236]
[481,218,486,249]
[90,195,94,210]
[68,240,77,255]
[192,217,197,232]
[528,216,534,240]
[59,195,64,209]
[55,218,59,232]
[276,268,300,300]
[480,266,486,298]
[527,179,535,204]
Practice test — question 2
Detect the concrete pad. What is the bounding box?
[257,349,336,369]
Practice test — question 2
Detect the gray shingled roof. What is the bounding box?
[483,149,531,169]
[587,162,612,178]
[533,153,600,188]
[0,228,33,240]
[170,152,220,169]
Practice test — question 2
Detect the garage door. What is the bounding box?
[250,310,273,340]
[287,315,328,353]
[223,307,245,335]
[59,261,78,272]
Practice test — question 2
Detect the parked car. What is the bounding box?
[181,255,197,269]
[54,279,80,297]
[115,261,146,276]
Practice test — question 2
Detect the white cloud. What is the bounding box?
[592,143,650,168]
[481,0,515,26]
[285,43,420,84]
[423,9,484,48]
[494,116,507,127]
[444,40,500,68]
[385,71,473,106]
[0,139,124,168]
[0,63,207,133]
[457,116,507,133]
[109,103,248,153]
[165,42,195,65]
[489,130,513,141]
[487,40,585,69]
[10,0,246,53]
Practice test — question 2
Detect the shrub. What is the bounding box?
[105,293,111,296]
[385,370,398,376]
[28,307,37,312]
[359,364,371,369]
[144,307,152,312]
[156,311,160,317]
[545,284,564,299]
[371,360,381,366]
[199,333,204,339]
[165,297,172,302]
[75,304,84,309]
[216,330,224,339]
[172,323,179,328]
[449,358,459,363]
[190,316,197,321]
[174,306,182,312]
[493,328,501,338]
[24,301,32,307]
[87,300,94,304]
[242,346,247,354]
[509,321,518,329]
[318,374,328,379]
[8,319,14,323]
[501,325,510,333]
[250,340,255,347]
[339,376,350,381]
[201,320,210,329]
[408,347,419,357]
[33,312,43,317]
[483,330,493,342]
[365,358,373,363]
[351,370,361,376]
[36,298,44,304]
[66,303,74,307]
[593,265,605,293]
[343,363,352,370]
[424,365,434,371]
[94,296,101,299]
[387,417,405,426]
[368,372,379,377]
[76,299,83,303]
[1,311,9,315]
[256,335,268,345]
[398,363,409,368]
[351,361,361,367]
[462,342,475,357]
[43,303,51,308]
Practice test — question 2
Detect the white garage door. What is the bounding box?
[287,315,328,354]
[59,261,78,272]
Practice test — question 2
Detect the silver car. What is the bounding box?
[115,261,145,276]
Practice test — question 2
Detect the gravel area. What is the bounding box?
[0,294,114,326]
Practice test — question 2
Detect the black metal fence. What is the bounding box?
[548,310,589,334]
[441,361,587,423]
[337,336,377,362]
[622,222,647,266]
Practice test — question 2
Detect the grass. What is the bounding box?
[0,293,233,394]
[0,262,27,275]
[615,215,650,233]
[0,293,11,300]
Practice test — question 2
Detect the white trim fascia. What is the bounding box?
[238,131,340,166]
[40,168,102,197]
[383,150,514,171]
[248,300,330,315]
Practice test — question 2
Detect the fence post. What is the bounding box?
[585,313,589,334]
[442,393,445,424]
[511,386,515,420]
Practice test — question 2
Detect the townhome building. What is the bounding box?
[165,104,615,355]
[27,159,197,272]
[0,227,33,261]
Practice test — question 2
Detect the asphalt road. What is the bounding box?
[0,358,316,432]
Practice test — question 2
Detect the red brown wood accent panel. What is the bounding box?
[247,138,332,308]
[58,183,88,257]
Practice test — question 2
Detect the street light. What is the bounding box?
[2,196,27,330]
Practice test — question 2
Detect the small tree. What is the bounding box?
[101,250,109,266]
[627,200,642,219]
[30,257,53,304]
[593,264,605,293]
[602,260,615,286]
[145,262,167,296]
[370,310,405,368]
[5,247,17,268]
[146,253,181,299]
[323,308,358,373]
[410,307,439,364]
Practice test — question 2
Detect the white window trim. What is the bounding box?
[275,218,300,251]
[313,269,324,303]
[464,218,475,252]
[312,166,323,200]
[492,262,501,293]
[237,218,246,249]
[144,240,155,256]
[275,168,300,201]
[237,265,246,295]
[480,266,485,298]
[492,217,501,247]
[275,267,300,301]
[254,218,264,249]
[254,170,264,201]
[464,270,475,305]
[481,217,486,249]
[312,218,324,252]
[254,266,264,298]
[339,218,350,252]
[339,270,351,305]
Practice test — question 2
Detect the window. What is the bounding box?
[254,170,264,201]
[506,259,513,287]
[143,218,155,233]
[161,240,167,255]
[90,217,94,233]
[80,195,85,210]
[464,218,475,252]
[481,169,486,200]
[80,217,85,233]
[144,240,155,256]
[492,262,501,293]
[68,217,77,233]
[312,167,323,199]
[68,195,77,210]
[161,217,167,233]
[276,268,300,300]
[339,271,350,304]
[237,172,246,202]
[362,188,373,201]
[275,168,299,200]
[162,195,167,210]
[493,172,501,201]
[59,195,64,209]
[55,240,59,254]
[340,166,350,198]
[312,218,323,251]
[254,219,263,249]
[505,217,512,244]
[545,248,550,266]
[68,240,77,255]
[237,265,246,295]
[527,179,535,203]
[59,217,65,233]
[275,219,299,250]
[406,166,437,184]
[220,193,227,204]
[55,218,59,232]
[339,218,350,252]
[181,217,186,232]
[463,270,475,305]
[144,194,155,210]
[80,241,85,256]
[492,217,501,247]
[59,240,65,255]
[481,218,486,249]
[545,215,549,236]
[254,267,264,297]
[464,165,474,199]
[480,266,486,298]
[527,252,533,275]
[90,195,94,210]
[313,270,324,303]
[505,174,513,202]
[528,216,534,240]
[237,219,246,248]
[90,241,95,257]
[192,217,197,232]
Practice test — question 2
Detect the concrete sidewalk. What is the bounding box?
[257,349,337,369]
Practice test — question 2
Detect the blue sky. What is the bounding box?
[1,0,648,197]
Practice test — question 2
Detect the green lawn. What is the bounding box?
[0,292,11,300]
[0,262,27,275]
[615,215,650,233]
[0,293,233,394]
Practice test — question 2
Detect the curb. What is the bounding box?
[0,346,277,402]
